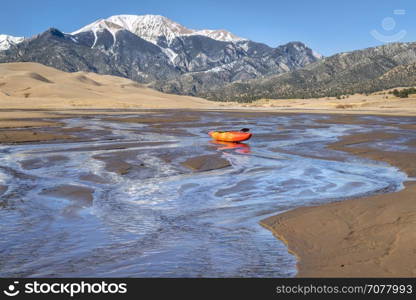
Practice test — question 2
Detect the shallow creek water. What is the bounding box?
[0,112,412,277]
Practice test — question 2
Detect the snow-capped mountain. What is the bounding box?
[0,14,321,97]
[0,34,24,51]
[72,14,246,45]
[192,29,243,43]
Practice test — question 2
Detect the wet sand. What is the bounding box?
[181,154,231,172]
[40,185,95,217]
[0,185,7,196]
[261,115,416,277]
[0,108,415,277]
[0,120,62,129]
[0,129,73,143]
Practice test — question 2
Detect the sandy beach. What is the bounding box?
[1,62,415,277]
[261,115,416,277]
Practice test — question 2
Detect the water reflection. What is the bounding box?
[210,140,251,154]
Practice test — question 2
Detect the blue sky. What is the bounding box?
[1,0,416,56]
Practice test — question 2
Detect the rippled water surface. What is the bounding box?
[0,112,411,277]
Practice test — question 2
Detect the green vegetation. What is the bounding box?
[389,88,416,98]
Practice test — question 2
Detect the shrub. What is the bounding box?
[392,87,416,98]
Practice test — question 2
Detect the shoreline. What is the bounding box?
[0,106,416,116]
[260,115,416,277]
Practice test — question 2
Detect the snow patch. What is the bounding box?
[192,29,245,42]
[73,19,123,47]
[0,34,24,51]
[239,41,250,52]
[160,47,178,63]
[72,14,247,45]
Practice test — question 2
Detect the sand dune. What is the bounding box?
[0,62,225,110]
[1,62,416,116]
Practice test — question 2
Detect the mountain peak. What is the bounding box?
[72,18,124,36]
[106,14,194,44]
[72,14,246,44]
[280,41,323,59]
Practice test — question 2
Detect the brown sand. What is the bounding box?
[248,92,416,116]
[0,129,73,143]
[0,62,228,110]
[40,184,94,204]
[103,116,201,124]
[1,62,416,116]
[181,154,231,172]
[92,151,147,176]
[20,155,69,170]
[40,184,95,217]
[261,117,416,277]
[0,120,62,129]
[0,185,7,196]
[330,131,416,177]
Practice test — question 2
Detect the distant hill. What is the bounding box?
[202,42,416,102]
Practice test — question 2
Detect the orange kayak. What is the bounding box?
[208,131,252,142]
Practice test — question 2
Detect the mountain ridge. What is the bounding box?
[201,42,416,101]
[0,15,321,95]
[72,14,247,45]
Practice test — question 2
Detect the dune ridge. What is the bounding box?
[0,62,221,109]
[1,62,416,116]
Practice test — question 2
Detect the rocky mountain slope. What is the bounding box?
[0,14,321,95]
[202,42,416,101]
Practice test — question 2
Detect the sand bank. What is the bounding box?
[247,93,416,116]
[261,115,416,277]
[181,154,231,172]
[0,129,73,143]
